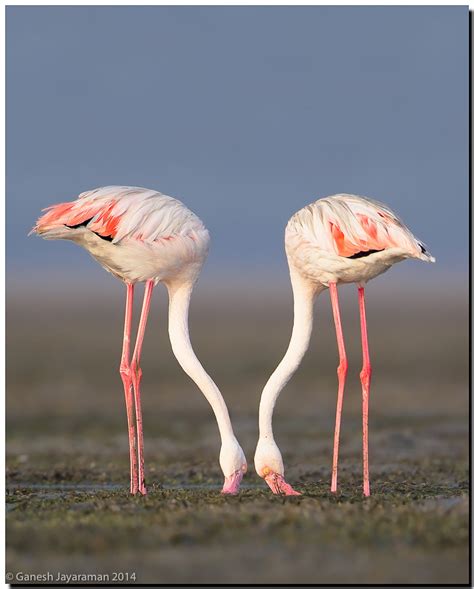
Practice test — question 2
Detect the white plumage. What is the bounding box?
[33,186,210,284]
[76,186,207,243]
[256,193,434,497]
[286,193,434,287]
[32,186,247,496]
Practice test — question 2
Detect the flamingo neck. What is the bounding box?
[166,280,235,443]
[258,269,318,440]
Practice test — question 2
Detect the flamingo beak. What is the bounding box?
[221,468,245,495]
[264,471,301,496]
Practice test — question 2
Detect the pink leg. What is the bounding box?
[329,282,348,494]
[130,280,154,495]
[358,286,371,497]
[119,283,138,495]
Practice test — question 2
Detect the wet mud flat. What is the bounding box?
[6,420,469,585]
[6,282,469,583]
[6,469,469,584]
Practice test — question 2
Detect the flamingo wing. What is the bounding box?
[32,186,206,243]
[288,194,431,260]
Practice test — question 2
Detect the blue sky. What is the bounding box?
[7,6,468,282]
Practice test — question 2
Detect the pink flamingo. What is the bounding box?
[255,194,434,497]
[31,185,247,495]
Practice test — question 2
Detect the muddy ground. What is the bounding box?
[6,276,469,584]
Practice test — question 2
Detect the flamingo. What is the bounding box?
[254,193,434,497]
[31,185,247,496]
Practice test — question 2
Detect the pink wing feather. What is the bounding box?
[288,193,430,260]
[33,199,116,236]
[31,186,206,243]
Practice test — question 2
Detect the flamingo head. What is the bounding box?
[220,438,247,495]
[254,437,301,496]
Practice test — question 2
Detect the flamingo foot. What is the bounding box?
[221,468,245,495]
[264,471,301,496]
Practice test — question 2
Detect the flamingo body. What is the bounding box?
[285,194,434,287]
[255,193,434,497]
[32,186,247,495]
[33,186,210,285]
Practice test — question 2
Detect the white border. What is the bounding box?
[2,0,473,5]
[2,2,471,588]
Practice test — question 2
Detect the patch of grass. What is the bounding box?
[7,461,469,584]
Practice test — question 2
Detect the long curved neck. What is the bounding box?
[166,280,235,443]
[258,270,317,439]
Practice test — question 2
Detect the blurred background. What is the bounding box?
[7,5,468,585]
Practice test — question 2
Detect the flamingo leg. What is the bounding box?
[329,282,348,494]
[130,279,155,495]
[358,285,371,497]
[119,283,138,495]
